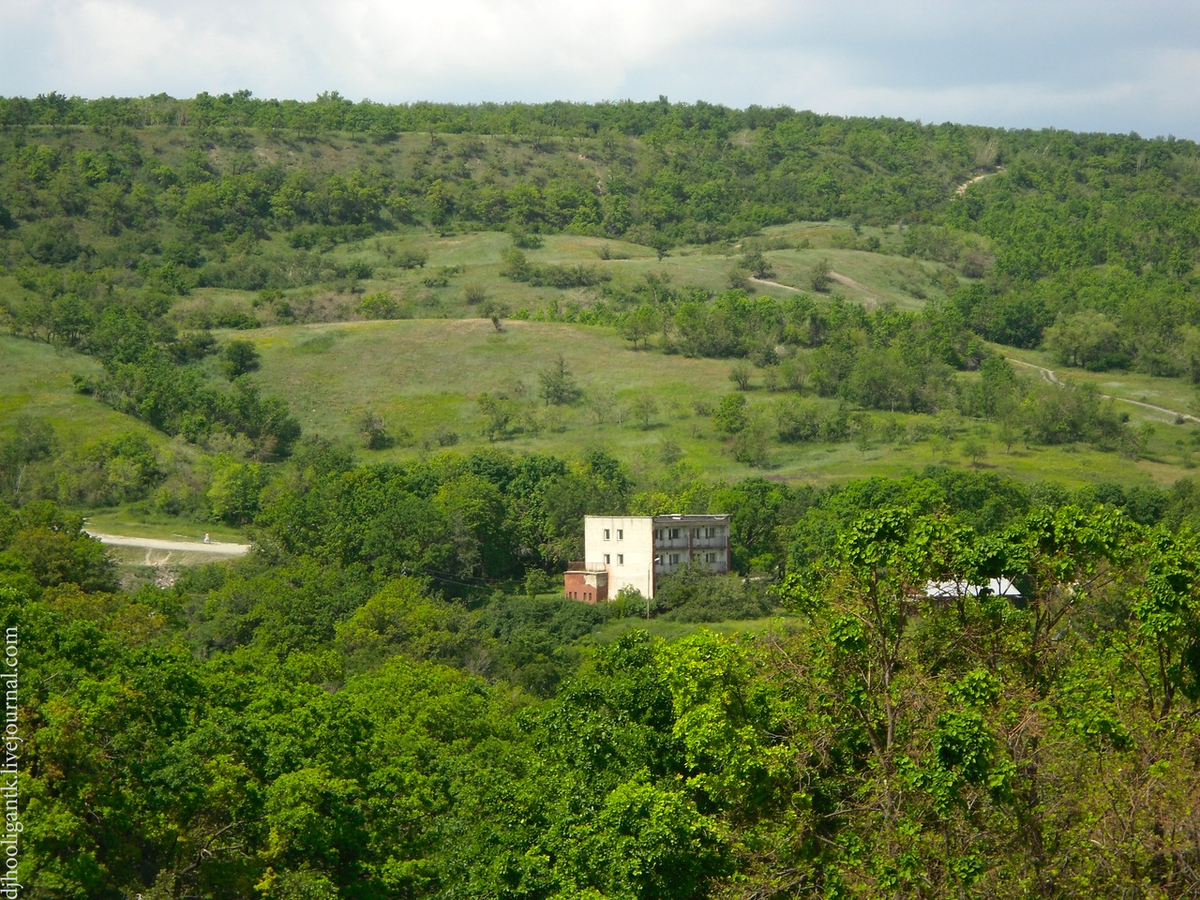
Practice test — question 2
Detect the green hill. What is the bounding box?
[2,96,1200,529]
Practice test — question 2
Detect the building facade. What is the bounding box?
[564,514,732,603]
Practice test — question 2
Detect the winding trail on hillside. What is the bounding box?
[750,277,800,292]
[955,166,1005,196]
[1010,358,1062,385]
[827,271,885,306]
[751,272,885,308]
[1007,359,1199,423]
[85,531,252,557]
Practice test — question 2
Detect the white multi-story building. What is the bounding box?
[563,514,732,602]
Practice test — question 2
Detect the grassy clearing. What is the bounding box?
[6,220,1199,514]
[169,223,964,331]
[585,613,802,645]
[0,335,134,445]
[242,318,1195,489]
[81,507,244,543]
[248,317,771,476]
[997,344,1200,418]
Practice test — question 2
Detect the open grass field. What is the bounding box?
[237,315,1196,490]
[996,344,1200,420]
[169,223,952,331]
[0,334,131,444]
[6,221,1198,540]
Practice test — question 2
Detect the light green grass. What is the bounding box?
[81,508,244,543]
[248,318,773,477]
[996,344,1200,419]
[585,613,801,645]
[0,335,136,444]
[158,223,968,339]
[5,216,1198,513]
[244,318,1195,488]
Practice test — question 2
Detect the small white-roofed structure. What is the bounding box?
[923,577,1022,600]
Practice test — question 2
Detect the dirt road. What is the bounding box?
[751,272,884,307]
[1008,359,1199,423]
[86,531,251,557]
[955,167,1005,196]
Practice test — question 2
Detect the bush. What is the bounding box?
[359,291,400,319]
[509,227,544,249]
[610,584,647,618]
[524,568,556,597]
[358,412,392,450]
[221,339,260,380]
[654,565,775,622]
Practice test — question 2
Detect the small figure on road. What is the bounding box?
[203,533,211,544]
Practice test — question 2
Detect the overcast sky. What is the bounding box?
[2,0,1198,139]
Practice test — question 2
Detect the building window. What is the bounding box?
[603,554,610,564]
[616,529,623,540]
[669,553,680,565]
[669,528,680,540]
[654,529,662,541]
[617,554,624,564]
[706,552,718,563]
[604,529,610,540]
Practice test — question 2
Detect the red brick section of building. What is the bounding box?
[564,565,608,603]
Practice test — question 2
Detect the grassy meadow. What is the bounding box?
[0,333,122,444]
[6,219,1199,545]
[237,312,1196,491]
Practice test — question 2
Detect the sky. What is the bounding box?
[2,0,1198,139]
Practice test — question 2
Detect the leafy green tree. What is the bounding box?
[1044,309,1127,370]
[810,256,832,292]
[621,304,660,349]
[713,393,748,435]
[207,456,267,525]
[0,414,56,500]
[740,248,775,279]
[335,576,471,670]
[477,392,514,441]
[731,419,771,467]
[479,299,507,331]
[357,410,391,450]
[962,436,987,466]
[539,353,582,406]
[728,362,752,390]
[630,393,659,429]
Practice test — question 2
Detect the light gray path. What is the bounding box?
[955,166,1005,196]
[1008,359,1199,423]
[85,531,251,557]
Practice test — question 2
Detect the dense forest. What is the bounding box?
[8,458,1200,898]
[2,91,1199,372]
[3,93,1200,898]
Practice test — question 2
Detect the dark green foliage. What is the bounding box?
[56,430,163,506]
[538,353,582,406]
[654,565,776,621]
[220,338,261,380]
[13,468,1200,897]
[8,95,1200,898]
[0,500,117,591]
[2,96,1197,393]
[475,594,606,693]
[0,414,56,501]
[89,339,300,457]
[713,393,748,435]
